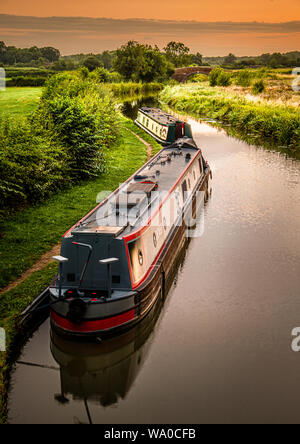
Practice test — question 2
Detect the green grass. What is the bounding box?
[0,87,42,117]
[122,117,162,156]
[160,84,300,149]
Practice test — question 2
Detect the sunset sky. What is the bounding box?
[0,0,299,55]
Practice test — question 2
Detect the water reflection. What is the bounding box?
[120,95,160,120]
[50,301,162,413]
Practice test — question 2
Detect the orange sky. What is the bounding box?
[0,0,300,22]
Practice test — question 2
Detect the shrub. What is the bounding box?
[0,73,120,219]
[252,79,266,94]
[209,68,231,87]
[0,117,67,212]
[37,96,106,179]
[187,73,208,83]
[6,76,46,87]
[235,70,252,87]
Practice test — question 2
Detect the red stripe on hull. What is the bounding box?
[51,309,136,334]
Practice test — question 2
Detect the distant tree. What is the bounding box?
[224,53,237,66]
[163,41,191,67]
[52,60,68,71]
[82,56,103,72]
[100,51,115,70]
[191,52,203,66]
[114,41,173,82]
[40,47,60,62]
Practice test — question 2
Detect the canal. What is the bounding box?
[8,98,300,424]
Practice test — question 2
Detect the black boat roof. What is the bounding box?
[70,139,200,239]
[139,107,185,126]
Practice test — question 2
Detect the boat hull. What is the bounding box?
[50,167,210,339]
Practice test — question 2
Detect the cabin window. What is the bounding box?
[138,250,144,266]
[188,179,191,189]
[147,119,149,127]
[182,180,188,202]
[143,116,145,124]
[193,170,196,180]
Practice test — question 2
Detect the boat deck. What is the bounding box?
[71,140,200,239]
[139,107,181,126]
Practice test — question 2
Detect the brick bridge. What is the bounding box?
[172,66,213,83]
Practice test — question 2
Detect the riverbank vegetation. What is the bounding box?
[161,79,300,149]
[0,73,118,221]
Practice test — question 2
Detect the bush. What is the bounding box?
[187,73,208,83]
[4,69,54,78]
[0,117,67,213]
[37,96,106,179]
[234,70,252,87]
[0,73,120,218]
[6,76,46,87]
[252,80,266,94]
[209,68,231,87]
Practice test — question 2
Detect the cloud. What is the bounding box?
[0,14,299,55]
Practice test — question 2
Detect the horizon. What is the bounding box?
[0,12,299,56]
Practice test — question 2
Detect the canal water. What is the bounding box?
[8,99,300,424]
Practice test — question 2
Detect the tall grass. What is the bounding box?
[160,84,300,149]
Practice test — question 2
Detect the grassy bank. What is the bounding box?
[160,84,300,149]
[0,115,162,423]
[0,87,42,117]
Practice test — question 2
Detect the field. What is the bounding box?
[0,87,42,117]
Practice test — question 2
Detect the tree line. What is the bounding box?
[0,41,60,66]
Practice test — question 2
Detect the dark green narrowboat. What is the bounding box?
[135,107,193,145]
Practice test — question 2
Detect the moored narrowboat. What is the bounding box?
[135,107,193,145]
[50,135,211,339]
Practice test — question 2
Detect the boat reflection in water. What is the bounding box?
[50,300,161,412]
[50,225,203,421]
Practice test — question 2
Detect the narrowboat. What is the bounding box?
[135,107,193,145]
[50,134,211,339]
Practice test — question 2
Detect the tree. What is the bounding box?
[100,51,115,70]
[114,41,173,82]
[82,56,102,72]
[41,47,60,62]
[224,53,237,66]
[163,41,191,67]
[191,52,203,66]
